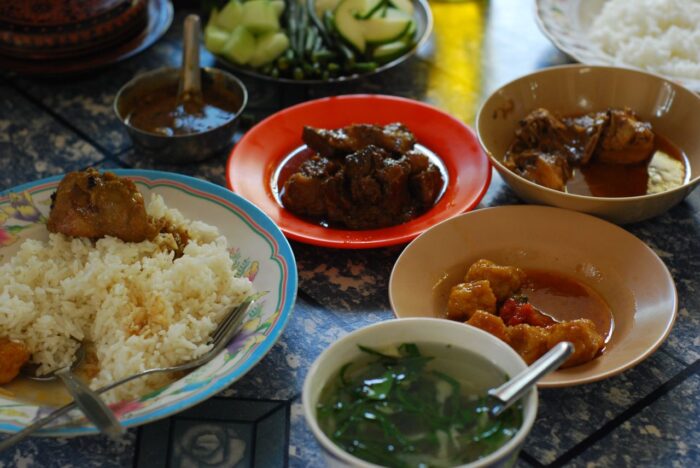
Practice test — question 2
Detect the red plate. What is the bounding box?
[226,94,491,249]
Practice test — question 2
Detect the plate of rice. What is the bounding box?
[0,169,297,436]
[536,0,700,93]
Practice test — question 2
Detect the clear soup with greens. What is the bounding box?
[316,342,523,467]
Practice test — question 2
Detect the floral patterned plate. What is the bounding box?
[535,0,700,93]
[0,169,297,436]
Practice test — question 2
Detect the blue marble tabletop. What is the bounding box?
[1,0,700,467]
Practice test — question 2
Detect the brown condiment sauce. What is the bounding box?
[520,269,614,342]
[566,134,689,197]
[125,84,240,136]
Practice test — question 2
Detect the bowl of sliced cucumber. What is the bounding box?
[203,0,432,83]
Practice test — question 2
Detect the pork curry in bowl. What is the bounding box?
[476,65,700,224]
[388,205,677,387]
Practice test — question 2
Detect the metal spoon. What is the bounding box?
[487,341,574,417]
[177,14,203,108]
[22,343,124,440]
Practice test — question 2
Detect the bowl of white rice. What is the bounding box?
[477,64,700,224]
[0,169,297,436]
[536,0,700,93]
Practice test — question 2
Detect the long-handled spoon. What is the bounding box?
[487,341,574,417]
[178,14,204,109]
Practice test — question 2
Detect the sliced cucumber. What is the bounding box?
[314,0,342,17]
[334,0,368,52]
[204,23,230,54]
[216,0,244,31]
[241,0,280,35]
[249,31,290,67]
[357,0,384,19]
[222,25,257,65]
[389,0,413,15]
[363,7,411,44]
[372,39,410,61]
[270,0,285,17]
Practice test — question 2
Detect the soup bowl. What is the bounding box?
[302,318,538,468]
[476,64,700,224]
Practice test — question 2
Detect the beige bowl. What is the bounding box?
[476,65,700,224]
[389,205,677,387]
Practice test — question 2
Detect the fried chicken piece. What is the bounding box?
[506,325,550,365]
[0,338,30,384]
[446,280,497,321]
[47,168,159,242]
[546,319,604,368]
[302,123,416,158]
[466,259,526,302]
[596,109,655,164]
[466,310,509,343]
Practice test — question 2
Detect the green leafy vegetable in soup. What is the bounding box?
[316,343,523,467]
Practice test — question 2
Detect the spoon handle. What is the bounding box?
[179,14,202,100]
[488,341,574,417]
[56,369,125,440]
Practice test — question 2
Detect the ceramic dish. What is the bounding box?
[303,318,537,467]
[389,205,677,387]
[0,0,173,76]
[0,169,297,436]
[227,94,491,249]
[535,0,700,93]
[211,0,432,84]
[477,64,700,224]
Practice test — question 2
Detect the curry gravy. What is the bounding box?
[125,83,240,136]
[520,270,614,342]
[566,134,689,197]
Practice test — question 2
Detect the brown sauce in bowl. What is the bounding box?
[125,84,241,136]
[520,269,614,343]
[566,134,689,197]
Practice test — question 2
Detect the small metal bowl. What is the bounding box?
[114,66,248,164]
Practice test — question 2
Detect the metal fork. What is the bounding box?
[0,299,253,452]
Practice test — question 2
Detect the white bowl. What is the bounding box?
[302,318,538,468]
[476,64,700,224]
[389,205,677,387]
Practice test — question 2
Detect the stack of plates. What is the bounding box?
[0,0,173,74]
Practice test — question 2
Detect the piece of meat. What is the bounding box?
[0,338,30,384]
[446,280,497,321]
[466,259,526,302]
[302,123,416,158]
[409,165,443,207]
[280,155,336,217]
[47,168,159,242]
[511,108,572,155]
[518,152,572,191]
[596,109,655,164]
[506,324,550,365]
[546,319,604,368]
[466,310,509,343]
[564,111,609,165]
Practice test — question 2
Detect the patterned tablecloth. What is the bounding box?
[1,0,699,466]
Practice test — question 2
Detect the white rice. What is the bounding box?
[0,195,253,402]
[589,0,700,80]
